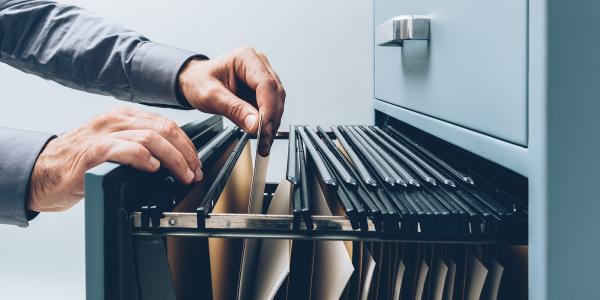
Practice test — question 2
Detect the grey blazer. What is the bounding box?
[0,0,202,227]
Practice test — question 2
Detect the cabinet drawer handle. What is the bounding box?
[375,15,430,47]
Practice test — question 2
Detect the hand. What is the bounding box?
[178,46,286,156]
[27,106,202,212]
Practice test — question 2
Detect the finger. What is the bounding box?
[255,51,285,138]
[256,51,283,86]
[197,82,260,134]
[135,113,201,171]
[110,116,202,179]
[84,137,161,173]
[234,48,286,155]
[110,130,199,184]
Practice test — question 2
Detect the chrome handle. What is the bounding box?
[375,15,430,47]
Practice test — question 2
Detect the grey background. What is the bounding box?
[0,0,372,298]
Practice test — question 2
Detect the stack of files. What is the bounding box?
[131,122,528,299]
[286,125,527,239]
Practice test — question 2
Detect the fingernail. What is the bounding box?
[244,114,257,131]
[264,121,273,136]
[186,169,195,182]
[149,157,160,169]
[195,167,203,181]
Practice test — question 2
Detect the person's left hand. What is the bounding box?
[178,46,286,156]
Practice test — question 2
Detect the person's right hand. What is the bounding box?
[26,106,202,212]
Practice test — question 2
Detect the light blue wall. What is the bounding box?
[0,1,372,298]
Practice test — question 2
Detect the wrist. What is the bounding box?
[177,55,209,108]
[26,137,58,212]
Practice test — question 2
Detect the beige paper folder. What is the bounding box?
[308,169,354,300]
[431,258,449,300]
[165,137,248,300]
[163,139,252,300]
[465,253,489,300]
[252,180,292,300]
[209,142,253,300]
[237,153,270,299]
[443,260,457,300]
[360,248,377,300]
[392,260,406,300]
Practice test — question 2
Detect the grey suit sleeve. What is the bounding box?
[0,127,54,227]
[0,0,205,108]
[0,0,208,226]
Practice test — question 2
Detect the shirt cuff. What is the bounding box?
[0,128,55,227]
[130,42,207,109]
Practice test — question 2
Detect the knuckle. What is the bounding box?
[263,78,279,92]
[278,87,287,100]
[92,138,112,157]
[137,130,157,145]
[90,114,111,128]
[203,84,221,100]
[237,45,255,54]
[132,144,149,158]
[226,101,245,119]
[112,105,134,116]
[158,118,178,136]
[176,156,189,172]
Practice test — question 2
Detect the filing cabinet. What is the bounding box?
[374,0,528,146]
[373,0,600,299]
[83,1,600,299]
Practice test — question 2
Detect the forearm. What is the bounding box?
[0,0,203,107]
[0,126,53,227]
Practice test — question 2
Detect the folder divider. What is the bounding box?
[385,126,471,186]
[366,126,436,186]
[306,126,357,186]
[286,125,299,185]
[374,126,447,187]
[348,126,407,187]
[359,126,421,187]
[317,126,369,230]
[340,126,403,231]
[297,133,314,230]
[288,125,303,230]
[332,126,378,187]
[327,127,385,231]
[340,126,396,187]
[196,132,249,227]
[140,127,238,228]
[296,126,337,186]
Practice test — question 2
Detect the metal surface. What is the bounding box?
[248,112,265,204]
[131,212,524,244]
[374,0,528,146]
[375,15,430,46]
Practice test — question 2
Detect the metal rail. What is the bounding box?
[131,212,526,244]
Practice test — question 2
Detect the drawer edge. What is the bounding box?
[374,99,529,176]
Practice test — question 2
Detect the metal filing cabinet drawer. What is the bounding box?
[374,0,528,146]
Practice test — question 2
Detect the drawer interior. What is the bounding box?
[94,116,528,300]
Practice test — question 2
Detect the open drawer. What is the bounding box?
[85,115,528,300]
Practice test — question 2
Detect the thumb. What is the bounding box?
[212,87,259,133]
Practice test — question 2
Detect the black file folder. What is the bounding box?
[133,119,527,242]
[88,115,528,300]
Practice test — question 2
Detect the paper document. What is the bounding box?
[415,261,429,300]
[248,112,269,211]
[252,180,292,300]
[360,249,376,300]
[238,112,271,299]
[482,260,504,300]
[392,260,406,300]
[431,258,449,300]
[443,260,457,300]
[465,254,488,300]
[309,170,354,300]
